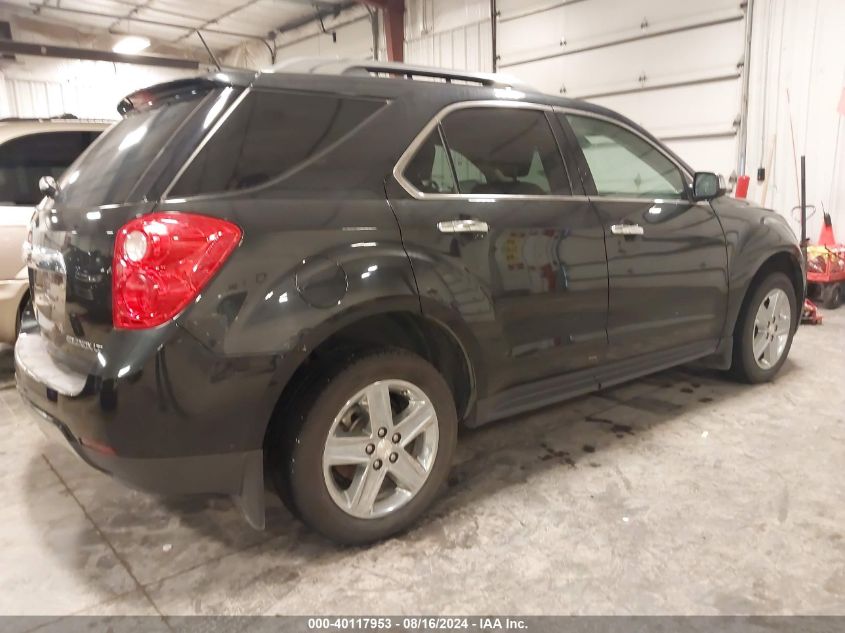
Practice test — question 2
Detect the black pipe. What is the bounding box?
[800,155,807,262]
[196,31,222,70]
[0,38,201,69]
[490,0,497,72]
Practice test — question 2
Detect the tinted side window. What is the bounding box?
[449,147,487,194]
[403,127,457,194]
[0,131,99,205]
[58,92,209,209]
[564,114,685,198]
[171,91,385,196]
[439,108,570,195]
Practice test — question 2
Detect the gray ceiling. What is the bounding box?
[0,0,354,53]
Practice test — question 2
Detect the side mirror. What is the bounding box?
[692,172,725,201]
[39,175,59,199]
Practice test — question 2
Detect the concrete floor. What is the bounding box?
[0,311,843,622]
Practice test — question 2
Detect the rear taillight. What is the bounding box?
[113,212,241,329]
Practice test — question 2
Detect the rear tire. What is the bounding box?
[820,283,842,310]
[729,272,797,384]
[269,348,457,545]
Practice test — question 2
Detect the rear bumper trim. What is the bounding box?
[15,333,87,396]
[21,395,265,519]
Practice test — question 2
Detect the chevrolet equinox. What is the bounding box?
[16,59,804,544]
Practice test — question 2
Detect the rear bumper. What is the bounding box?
[23,396,261,496]
[0,278,28,343]
[14,328,276,528]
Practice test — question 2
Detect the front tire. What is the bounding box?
[271,348,458,545]
[730,272,797,383]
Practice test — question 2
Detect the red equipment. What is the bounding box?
[818,213,837,246]
[801,298,823,325]
[806,213,845,309]
[735,175,750,199]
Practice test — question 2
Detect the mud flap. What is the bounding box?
[699,336,733,370]
[233,450,266,530]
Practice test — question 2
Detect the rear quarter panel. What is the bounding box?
[167,193,420,357]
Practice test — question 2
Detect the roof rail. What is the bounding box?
[268,57,536,92]
[0,115,111,123]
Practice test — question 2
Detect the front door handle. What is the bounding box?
[610,223,645,236]
[437,219,489,234]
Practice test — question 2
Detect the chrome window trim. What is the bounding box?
[161,86,252,200]
[554,106,695,197]
[587,196,699,205]
[393,99,580,202]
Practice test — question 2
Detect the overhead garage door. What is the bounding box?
[496,0,748,179]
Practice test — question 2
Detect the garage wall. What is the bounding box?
[223,6,376,69]
[402,0,845,237]
[398,0,749,179]
[742,0,845,239]
[0,12,199,119]
[0,60,191,120]
[497,0,747,178]
[4,0,840,239]
[404,0,493,72]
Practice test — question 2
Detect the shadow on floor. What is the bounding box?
[15,357,795,601]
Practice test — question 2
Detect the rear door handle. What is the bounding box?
[610,224,644,236]
[437,219,489,234]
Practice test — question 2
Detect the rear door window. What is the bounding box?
[439,107,570,196]
[169,90,386,197]
[402,127,457,194]
[0,131,100,205]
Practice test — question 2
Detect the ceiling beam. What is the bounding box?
[2,1,268,46]
[0,37,202,68]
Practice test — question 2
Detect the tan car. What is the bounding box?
[0,118,107,342]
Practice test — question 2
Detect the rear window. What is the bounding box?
[168,90,385,197]
[0,131,100,205]
[55,89,214,209]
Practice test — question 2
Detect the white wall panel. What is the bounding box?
[404,0,492,71]
[405,19,493,72]
[743,0,845,238]
[498,0,748,180]
[663,138,737,179]
[0,59,191,119]
[498,0,739,64]
[275,18,374,61]
[406,0,490,40]
[588,79,741,176]
[222,6,375,69]
[590,81,739,138]
[504,20,744,97]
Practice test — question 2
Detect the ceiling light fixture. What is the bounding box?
[112,36,150,55]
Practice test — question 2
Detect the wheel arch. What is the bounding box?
[261,304,479,452]
[729,249,804,337]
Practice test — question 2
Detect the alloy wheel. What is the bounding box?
[322,379,439,519]
[752,288,791,370]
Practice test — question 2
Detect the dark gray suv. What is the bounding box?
[15,59,804,544]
